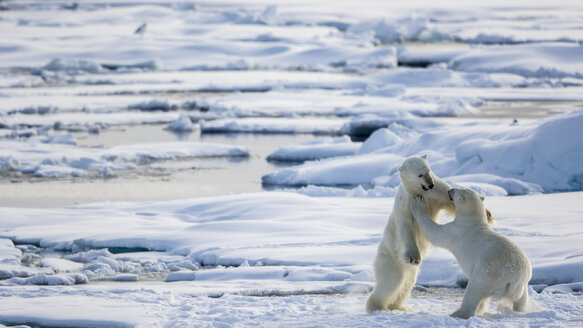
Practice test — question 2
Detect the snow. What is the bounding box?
[358,128,402,154]
[40,258,84,273]
[0,140,248,178]
[449,43,583,79]
[266,136,360,162]
[0,295,146,328]
[0,240,20,266]
[263,153,402,187]
[201,117,347,135]
[0,192,582,326]
[1,191,581,287]
[346,15,429,44]
[165,113,196,132]
[1,111,182,130]
[264,108,583,194]
[35,133,77,146]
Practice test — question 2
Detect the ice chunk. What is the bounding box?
[43,58,102,74]
[358,128,402,154]
[347,15,429,43]
[166,113,196,132]
[267,137,360,162]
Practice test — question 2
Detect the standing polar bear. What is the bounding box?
[366,155,457,313]
[410,188,531,318]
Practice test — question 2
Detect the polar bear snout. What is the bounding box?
[421,175,435,191]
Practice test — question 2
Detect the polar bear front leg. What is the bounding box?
[410,195,453,250]
[397,212,421,265]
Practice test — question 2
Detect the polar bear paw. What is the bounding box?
[388,305,409,311]
[451,309,472,319]
[403,248,421,265]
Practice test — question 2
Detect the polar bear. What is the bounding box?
[365,155,457,313]
[409,188,531,319]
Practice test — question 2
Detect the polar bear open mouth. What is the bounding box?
[421,184,434,191]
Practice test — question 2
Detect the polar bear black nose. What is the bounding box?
[428,184,434,190]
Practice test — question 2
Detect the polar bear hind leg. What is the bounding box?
[451,279,488,319]
[387,266,418,311]
[366,254,405,313]
[512,285,529,312]
[475,296,492,315]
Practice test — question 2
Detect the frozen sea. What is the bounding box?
[1,0,583,327]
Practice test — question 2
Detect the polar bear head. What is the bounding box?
[448,188,494,224]
[398,154,435,194]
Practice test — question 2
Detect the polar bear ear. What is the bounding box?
[421,154,428,160]
[398,165,404,172]
[486,209,495,224]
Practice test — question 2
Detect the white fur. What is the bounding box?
[366,155,455,313]
[410,188,532,319]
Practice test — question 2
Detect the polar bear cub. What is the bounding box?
[366,155,456,313]
[410,188,532,319]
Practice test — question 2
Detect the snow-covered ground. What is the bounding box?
[1,192,582,327]
[1,0,583,327]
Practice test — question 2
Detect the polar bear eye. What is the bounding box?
[418,174,423,177]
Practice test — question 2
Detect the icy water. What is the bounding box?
[0,126,322,208]
[477,101,583,119]
[2,99,579,208]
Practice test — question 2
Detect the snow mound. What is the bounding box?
[0,239,21,266]
[262,153,403,187]
[5,273,88,286]
[266,136,360,162]
[39,133,77,146]
[33,165,86,178]
[201,118,346,135]
[264,109,583,193]
[166,114,196,132]
[0,157,20,171]
[347,15,429,43]
[40,258,84,273]
[452,109,583,192]
[43,58,102,74]
[128,99,176,112]
[449,43,583,79]
[358,128,402,154]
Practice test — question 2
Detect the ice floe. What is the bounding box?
[450,43,583,79]
[201,117,347,135]
[266,136,360,162]
[0,191,581,290]
[0,140,249,178]
[263,108,583,194]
